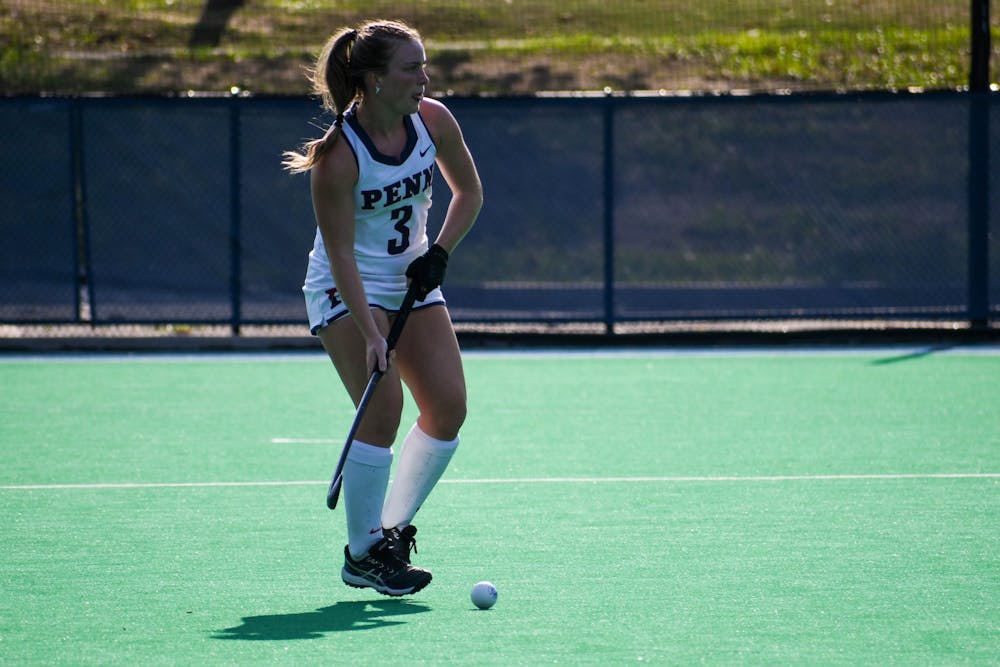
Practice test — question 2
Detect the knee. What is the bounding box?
[422,392,466,440]
[359,413,401,446]
[358,391,404,445]
[448,395,468,433]
[372,409,403,443]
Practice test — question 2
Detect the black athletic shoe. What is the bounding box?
[384,525,419,564]
[341,537,432,596]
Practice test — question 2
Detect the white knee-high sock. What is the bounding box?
[382,423,459,530]
[342,440,393,559]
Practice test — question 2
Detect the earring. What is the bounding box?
[375,83,382,95]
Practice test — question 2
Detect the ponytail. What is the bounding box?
[283,20,422,174]
[282,27,359,173]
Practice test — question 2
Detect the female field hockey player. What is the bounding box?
[283,20,483,596]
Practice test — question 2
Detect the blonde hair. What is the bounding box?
[282,20,422,173]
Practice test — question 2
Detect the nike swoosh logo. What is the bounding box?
[369,528,382,534]
[419,145,431,157]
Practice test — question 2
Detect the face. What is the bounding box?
[375,39,429,115]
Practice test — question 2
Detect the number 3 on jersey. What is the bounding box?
[387,205,412,255]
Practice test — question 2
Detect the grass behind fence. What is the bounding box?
[2,0,991,95]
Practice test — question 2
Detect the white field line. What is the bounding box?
[1,473,998,491]
[271,438,338,444]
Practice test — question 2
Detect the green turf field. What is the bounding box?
[1,348,998,664]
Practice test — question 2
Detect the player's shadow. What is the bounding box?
[869,345,952,365]
[213,600,430,640]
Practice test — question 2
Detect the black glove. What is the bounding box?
[405,243,449,300]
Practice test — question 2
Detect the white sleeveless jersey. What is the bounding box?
[303,109,436,295]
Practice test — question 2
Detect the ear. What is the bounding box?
[362,71,380,94]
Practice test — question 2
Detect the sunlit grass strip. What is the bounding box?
[432,26,970,90]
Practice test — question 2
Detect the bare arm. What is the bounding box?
[420,98,483,254]
[310,137,389,372]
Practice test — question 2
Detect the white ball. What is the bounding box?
[470,581,497,609]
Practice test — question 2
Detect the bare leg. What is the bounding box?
[317,308,404,447]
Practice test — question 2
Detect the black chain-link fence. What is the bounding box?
[2,93,997,328]
[1,2,996,332]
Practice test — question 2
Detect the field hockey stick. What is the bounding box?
[326,284,420,510]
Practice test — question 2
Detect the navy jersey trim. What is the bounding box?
[338,125,360,172]
[346,111,418,166]
[415,110,437,150]
[309,300,447,336]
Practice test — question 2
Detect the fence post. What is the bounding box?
[229,95,243,335]
[967,0,991,328]
[68,98,82,323]
[970,0,991,92]
[69,98,95,324]
[602,91,616,335]
[968,96,990,329]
